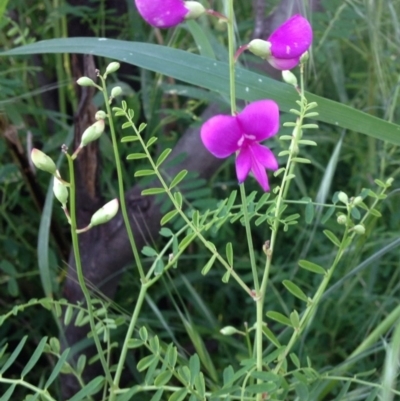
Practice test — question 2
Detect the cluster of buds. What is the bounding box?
[30,62,123,231]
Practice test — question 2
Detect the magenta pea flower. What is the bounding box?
[236,15,312,70]
[201,100,279,191]
[134,0,206,29]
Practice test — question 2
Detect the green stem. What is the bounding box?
[110,283,148,399]
[66,153,113,388]
[227,0,236,115]
[255,66,308,397]
[99,76,145,281]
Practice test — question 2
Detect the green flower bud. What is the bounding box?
[353,224,365,235]
[386,177,394,186]
[105,62,120,75]
[76,77,96,87]
[95,110,107,120]
[220,326,240,336]
[352,196,363,206]
[282,70,298,87]
[337,214,347,225]
[111,86,122,98]
[337,191,348,204]
[300,51,309,63]
[53,177,69,205]
[185,1,206,20]
[81,120,105,147]
[247,39,271,59]
[31,148,57,175]
[89,199,119,227]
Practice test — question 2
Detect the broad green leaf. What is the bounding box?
[266,311,292,327]
[134,169,155,177]
[298,260,326,274]
[121,135,138,142]
[68,376,104,401]
[189,354,200,385]
[150,389,164,401]
[44,348,70,388]
[156,148,172,167]
[225,242,233,266]
[160,227,174,237]
[139,326,148,342]
[142,246,158,257]
[141,188,165,196]
[126,152,147,160]
[161,210,179,225]
[3,39,400,144]
[146,137,158,147]
[0,336,27,375]
[0,384,15,401]
[154,371,172,387]
[168,388,188,401]
[282,280,308,302]
[21,336,48,378]
[201,254,217,276]
[179,233,196,250]
[245,382,277,394]
[169,169,188,189]
[323,230,341,247]
[290,353,301,369]
[137,355,157,372]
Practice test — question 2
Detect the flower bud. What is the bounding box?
[185,1,206,20]
[76,77,96,87]
[247,39,271,59]
[300,51,309,63]
[105,62,120,75]
[337,191,348,204]
[31,148,57,175]
[53,177,69,205]
[81,120,105,147]
[386,177,394,186]
[95,110,107,120]
[353,224,365,235]
[337,214,347,225]
[220,326,239,336]
[89,199,119,227]
[111,86,122,98]
[282,70,298,87]
[352,196,363,206]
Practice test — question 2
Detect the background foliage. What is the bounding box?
[0,0,400,399]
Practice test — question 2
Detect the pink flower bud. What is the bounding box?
[134,0,205,29]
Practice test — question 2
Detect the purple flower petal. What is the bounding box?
[251,143,279,170]
[235,147,252,183]
[268,14,312,60]
[267,56,301,70]
[236,100,280,141]
[251,157,270,191]
[135,0,189,28]
[200,115,242,158]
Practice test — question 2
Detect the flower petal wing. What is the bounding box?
[235,147,252,183]
[201,115,242,158]
[251,143,279,170]
[268,15,313,59]
[267,56,301,71]
[251,157,270,192]
[236,100,280,141]
[135,0,188,28]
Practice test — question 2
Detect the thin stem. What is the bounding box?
[66,153,113,388]
[239,184,260,292]
[227,0,236,115]
[255,65,308,396]
[110,283,148,399]
[99,76,145,281]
